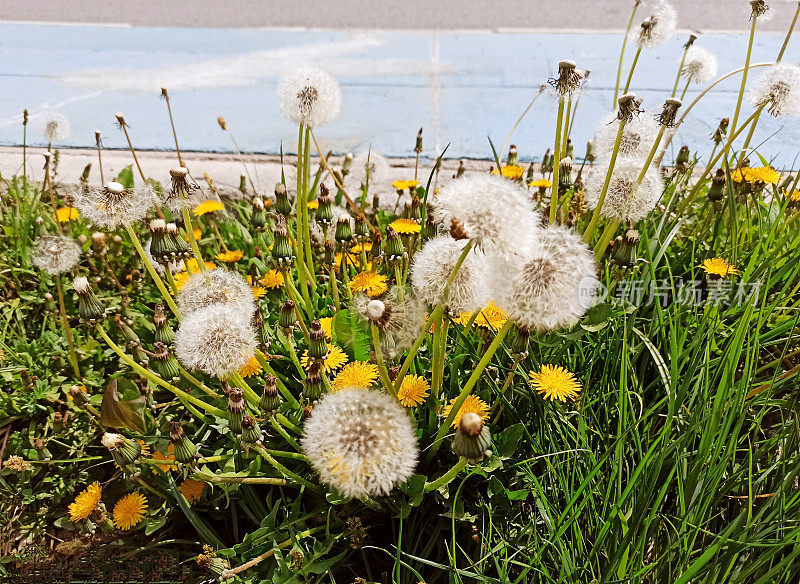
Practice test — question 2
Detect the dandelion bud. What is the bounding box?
[279,299,296,330]
[509,325,531,357]
[675,145,691,173]
[44,293,57,314]
[169,421,197,463]
[274,183,291,217]
[148,219,170,264]
[251,197,267,231]
[217,116,227,130]
[658,98,682,127]
[152,341,180,382]
[707,169,726,202]
[558,157,573,193]
[334,216,352,244]
[260,375,281,415]
[254,307,271,349]
[197,552,229,577]
[507,144,519,166]
[303,361,326,401]
[240,415,262,445]
[455,160,466,179]
[384,226,406,265]
[101,432,142,467]
[421,210,438,241]
[713,118,729,145]
[227,386,246,434]
[115,112,126,126]
[342,152,353,177]
[323,240,336,268]
[414,128,423,154]
[90,232,107,255]
[354,214,369,241]
[452,412,492,462]
[608,229,641,269]
[114,314,147,365]
[542,149,553,174]
[305,321,329,362]
[271,215,294,267]
[69,384,91,407]
[317,195,333,228]
[73,277,104,324]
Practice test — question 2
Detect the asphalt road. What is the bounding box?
[0,0,788,31]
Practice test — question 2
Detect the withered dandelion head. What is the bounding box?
[74,181,157,229]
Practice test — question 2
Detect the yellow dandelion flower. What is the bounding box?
[184,227,203,242]
[785,189,800,204]
[700,258,740,278]
[113,492,147,530]
[238,355,263,378]
[216,250,243,262]
[319,317,333,340]
[732,167,781,185]
[392,179,420,191]
[529,365,581,402]
[307,200,319,210]
[491,165,525,179]
[68,481,102,522]
[251,285,266,299]
[178,479,205,504]
[397,375,430,407]
[301,344,348,373]
[389,218,422,235]
[351,242,373,254]
[332,361,379,391]
[349,270,388,298]
[455,301,508,330]
[150,444,177,472]
[529,178,552,188]
[442,395,490,428]
[193,200,224,216]
[261,269,285,289]
[56,207,80,222]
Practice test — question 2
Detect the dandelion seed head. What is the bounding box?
[593,112,662,160]
[348,151,390,191]
[749,63,800,117]
[32,234,82,275]
[278,65,341,128]
[301,387,419,498]
[632,0,677,49]
[34,110,70,143]
[174,304,257,378]
[584,157,664,223]
[74,181,157,229]
[177,268,256,316]
[682,46,718,84]
[411,235,491,314]
[496,225,599,333]
[354,289,428,358]
[431,174,539,251]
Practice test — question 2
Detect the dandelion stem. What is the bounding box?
[392,240,475,393]
[253,445,320,491]
[593,218,621,259]
[583,118,628,243]
[431,310,443,399]
[613,1,642,108]
[500,85,546,164]
[95,325,225,417]
[124,223,181,317]
[181,208,207,272]
[269,417,302,451]
[427,318,514,462]
[424,457,470,492]
[729,13,759,143]
[178,365,221,399]
[161,89,184,167]
[622,47,642,95]
[222,526,327,577]
[549,98,566,225]
[371,323,396,397]
[672,45,690,98]
[95,132,104,186]
[55,273,81,379]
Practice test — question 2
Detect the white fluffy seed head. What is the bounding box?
[631,0,677,49]
[278,65,341,128]
[431,174,540,252]
[101,432,124,451]
[355,289,427,359]
[32,234,82,275]
[496,226,599,333]
[593,112,662,161]
[177,269,255,316]
[73,276,90,294]
[174,304,257,378]
[749,63,800,117]
[301,387,419,498]
[34,110,70,143]
[348,151,390,191]
[411,235,491,314]
[682,46,718,84]
[585,158,664,223]
[73,183,157,229]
